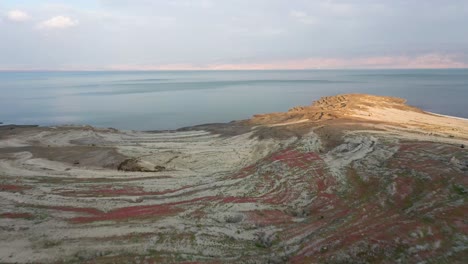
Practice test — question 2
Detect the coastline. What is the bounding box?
[2,109,467,133]
[425,111,468,122]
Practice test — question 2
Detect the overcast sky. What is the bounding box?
[1,0,468,70]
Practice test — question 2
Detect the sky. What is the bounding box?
[1,0,468,70]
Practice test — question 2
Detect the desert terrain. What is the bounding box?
[0,94,467,263]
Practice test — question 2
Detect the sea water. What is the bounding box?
[1,69,467,130]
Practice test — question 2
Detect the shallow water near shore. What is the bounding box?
[1,69,467,130]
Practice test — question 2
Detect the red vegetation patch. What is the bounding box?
[260,185,303,205]
[44,205,102,215]
[221,196,258,203]
[229,164,257,179]
[0,184,31,192]
[394,176,414,201]
[282,205,351,243]
[70,204,182,224]
[55,184,194,197]
[435,206,468,234]
[63,196,218,224]
[270,149,322,169]
[82,185,145,196]
[316,178,327,193]
[189,208,207,220]
[288,139,467,263]
[0,212,33,219]
[315,176,337,194]
[398,142,434,152]
[391,142,462,177]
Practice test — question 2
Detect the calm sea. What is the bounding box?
[1,69,467,130]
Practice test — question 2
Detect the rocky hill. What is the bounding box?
[0,94,467,263]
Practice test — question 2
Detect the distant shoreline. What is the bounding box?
[426,111,468,122]
[1,68,468,73]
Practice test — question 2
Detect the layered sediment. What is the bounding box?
[0,94,467,263]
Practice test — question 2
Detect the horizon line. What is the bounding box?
[1,67,468,72]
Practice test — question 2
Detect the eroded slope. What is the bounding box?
[0,94,467,263]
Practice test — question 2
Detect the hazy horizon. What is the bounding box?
[2,0,468,71]
[2,68,468,72]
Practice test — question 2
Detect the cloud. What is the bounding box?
[6,10,31,22]
[1,1,467,70]
[39,16,78,29]
[289,10,316,25]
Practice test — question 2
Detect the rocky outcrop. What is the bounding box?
[249,94,415,125]
[117,158,166,172]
